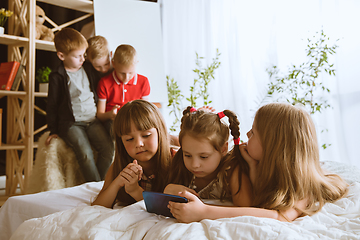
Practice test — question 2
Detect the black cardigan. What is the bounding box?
[46,61,99,138]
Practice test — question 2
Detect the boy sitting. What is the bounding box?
[46,28,114,182]
[86,35,113,79]
[96,44,150,138]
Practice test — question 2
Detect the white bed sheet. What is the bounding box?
[7,161,360,240]
[0,181,103,240]
[8,182,360,240]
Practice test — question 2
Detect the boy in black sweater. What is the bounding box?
[46,28,114,182]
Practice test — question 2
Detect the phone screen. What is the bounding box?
[143,191,188,218]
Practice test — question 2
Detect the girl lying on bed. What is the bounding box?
[164,106,253,207]
[168,102,349,223]
[92,100,173,207]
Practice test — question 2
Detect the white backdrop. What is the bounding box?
[160,0,360,169]
[92,0,360,169]
[93,0,167,104]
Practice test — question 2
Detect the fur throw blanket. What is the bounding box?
[26,132,85,194]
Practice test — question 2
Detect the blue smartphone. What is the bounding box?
[143,191,188,218]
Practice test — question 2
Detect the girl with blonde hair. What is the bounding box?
[86,35,113,76]
[92,100,172,207]
[168,102,348,223]
[165,106,253,207]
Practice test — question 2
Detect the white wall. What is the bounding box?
[93,0,167,105]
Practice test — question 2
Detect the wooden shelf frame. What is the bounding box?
[0,0,94,199]
[37,0,94,13]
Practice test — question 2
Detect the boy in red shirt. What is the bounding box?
[96,44,150,138]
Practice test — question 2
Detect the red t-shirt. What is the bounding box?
[97,71,150,112]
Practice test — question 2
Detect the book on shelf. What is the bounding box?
[11,64,25,91]
[0,61,21,91]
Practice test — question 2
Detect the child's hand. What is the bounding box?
[131,159,143,180]
[198,105,216,113]
[114,174,127,188]
[122,160,143,194]
[168,191,207,223]
[239,143,258,185]
[122,160,143,181]
[164,184,199,197]
[115,160,142,188]
[110,105,120,120]
[239,143,259,168]
[45,134,59,146]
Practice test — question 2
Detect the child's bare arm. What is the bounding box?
[92,161,144,207]
[229,166,253,207]
[92,163,126,208]
[96,101,119,121]
[96,100,108,121]
[168,191,302,223]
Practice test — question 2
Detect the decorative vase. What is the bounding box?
[39,83,49,93]
[0,27,4,35]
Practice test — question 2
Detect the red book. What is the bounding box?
[0,61,21,91]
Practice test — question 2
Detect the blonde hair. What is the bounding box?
[253,102,348,215]
[54,28,88,54]
[86,35,109,61]
[169,107,248,200]
[112,44,137,66]
[112,100,171,205]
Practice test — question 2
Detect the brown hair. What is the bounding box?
[54,28,88,54]
[86,35,109,61]
[112,100,172,205]
[168,107,248,200]
[112,44,137,66]
[253,102,348,215]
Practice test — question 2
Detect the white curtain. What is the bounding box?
[159,0,360,169]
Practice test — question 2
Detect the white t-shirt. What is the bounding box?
[67,67,97,122]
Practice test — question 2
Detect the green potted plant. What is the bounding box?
[36,66,51,93]
[263,29,338,149]
[167,49,221,132]
[0,8,13,34]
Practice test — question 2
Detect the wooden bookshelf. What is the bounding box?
[37,0,94,13]
[0,0,93,200]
